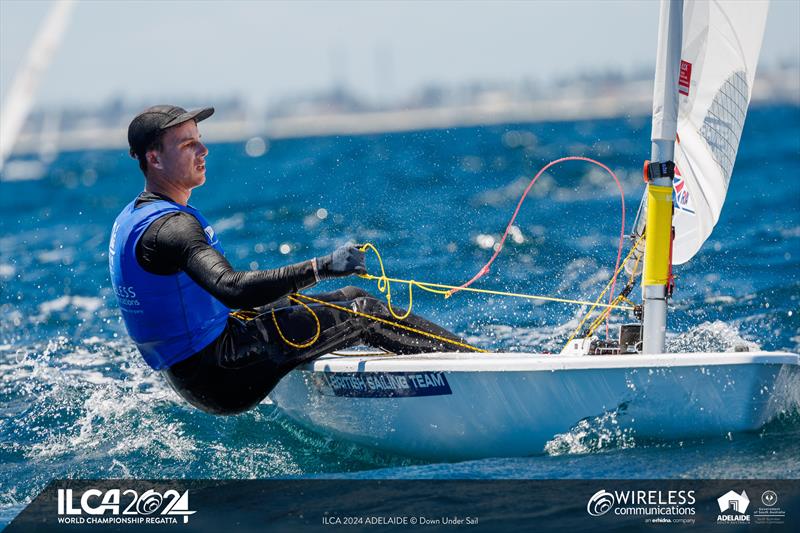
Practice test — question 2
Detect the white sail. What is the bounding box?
[671,0,768,263]
[0,0,75,173]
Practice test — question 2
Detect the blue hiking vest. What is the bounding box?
[109,198,230,369]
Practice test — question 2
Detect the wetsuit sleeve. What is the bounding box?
[138,212,317,309]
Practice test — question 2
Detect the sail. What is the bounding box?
[0,0,75,173]
[670,0,768,263]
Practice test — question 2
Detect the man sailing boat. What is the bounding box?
[109,105,473,414]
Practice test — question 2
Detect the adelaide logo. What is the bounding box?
[717,489,750,524]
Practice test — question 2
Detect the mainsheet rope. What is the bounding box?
[262,157,636,353]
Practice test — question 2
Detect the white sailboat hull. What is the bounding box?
[270,352,800,460]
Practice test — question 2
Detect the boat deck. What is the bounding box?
[303,351,800,373]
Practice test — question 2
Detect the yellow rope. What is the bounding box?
[294,293,487,353]
[357,243,634,313]
[237,240,642,355]
[234,292,485,353]
[562,234,645,347]
[270,295,321,349]
[585,294,625,337]
[230,309,259,321]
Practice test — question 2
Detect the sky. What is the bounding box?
[1,0,798,110]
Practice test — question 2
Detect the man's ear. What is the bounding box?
[146,150,162,170]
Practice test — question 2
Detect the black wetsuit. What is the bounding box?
[134,192,471,414]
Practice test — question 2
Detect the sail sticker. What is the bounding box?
[672,166,695,214]
[311,371,452,398]
[678,60,692,96]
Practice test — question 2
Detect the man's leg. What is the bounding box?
[255,286,473,371]
[164,286,474,415]
[336,286,473,355]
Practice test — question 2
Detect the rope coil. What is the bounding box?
[270,295,321,349]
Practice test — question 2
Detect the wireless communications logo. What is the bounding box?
[586,488,696,523]
[587,490,615,516]
[57,487,196,525]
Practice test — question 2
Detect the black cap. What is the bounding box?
[127,105,214,159]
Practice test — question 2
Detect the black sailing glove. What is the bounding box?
[316,244,367,279]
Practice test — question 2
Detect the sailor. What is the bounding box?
[109,105,472,415]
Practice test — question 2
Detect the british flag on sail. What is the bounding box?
[672,166,694,214]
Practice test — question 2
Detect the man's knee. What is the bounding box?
[352,295,391,318]
[339,285,372,301]
[337,286,392,318]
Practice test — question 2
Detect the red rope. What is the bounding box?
[447,156,627,332]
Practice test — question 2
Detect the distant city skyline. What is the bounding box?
[1,0,798,111]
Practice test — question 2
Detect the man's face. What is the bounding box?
[151,120,208,188]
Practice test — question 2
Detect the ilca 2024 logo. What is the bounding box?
[57,487,195,525]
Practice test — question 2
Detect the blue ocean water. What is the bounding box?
[1,106,798,525]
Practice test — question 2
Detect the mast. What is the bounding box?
[641,0,682,354]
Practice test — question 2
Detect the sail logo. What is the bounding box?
[56,488,196,525]
[678,60,692,96]
[672,167,695,214]
[717,490,750,524]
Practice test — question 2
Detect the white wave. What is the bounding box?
[544,409,636,456]
[36,247,75,264]
[467,321,588,353]
[666,320,760,353]
[213,213,245,233]
[37,295,103,315]
[0,263,15,278]
[29,380,196,462]
[703,295,736,304]
[60,348,112,368]
[1,335,196,465]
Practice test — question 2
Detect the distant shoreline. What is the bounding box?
[8,86,798,158]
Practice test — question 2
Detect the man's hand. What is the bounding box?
[317,244,367,279]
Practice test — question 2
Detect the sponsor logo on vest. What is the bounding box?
[204,226,216,243]
[114,285,140,308]
[109,221,119,258]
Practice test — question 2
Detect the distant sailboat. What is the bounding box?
[270,0,799,460]
[0,0,74,180]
